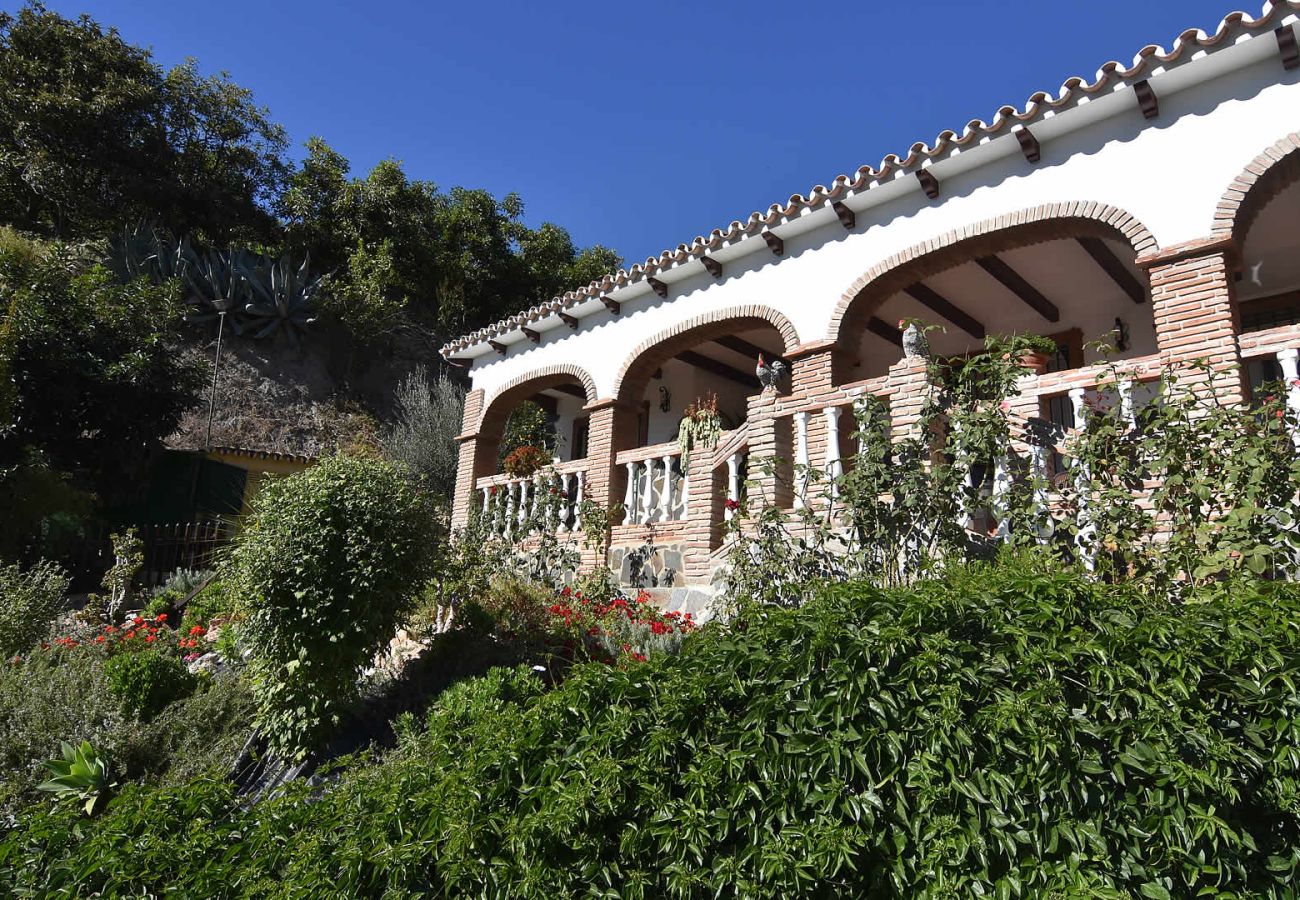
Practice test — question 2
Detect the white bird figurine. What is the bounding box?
[755,353,788,390]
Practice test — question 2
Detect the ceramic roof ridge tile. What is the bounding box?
[441,1,1297,358]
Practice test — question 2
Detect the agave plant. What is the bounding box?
[240,252,321,342]
[183,248,254,333]
[108,222,190,283]
[37,740,113,815]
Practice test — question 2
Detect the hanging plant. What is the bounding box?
[502,445,548,478]
[677,392,723,468]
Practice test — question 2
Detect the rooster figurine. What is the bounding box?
[755,353,789,391]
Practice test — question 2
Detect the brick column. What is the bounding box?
[885,355,933,443]
[745,388,792,508]
[1139,237,1245,403]
[576,398,632,570]
[450,388,485,529]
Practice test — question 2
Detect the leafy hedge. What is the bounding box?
[4,559,1299,897]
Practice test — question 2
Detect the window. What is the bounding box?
[571,416,590,460]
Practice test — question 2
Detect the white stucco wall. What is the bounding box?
[465,30,1300,422]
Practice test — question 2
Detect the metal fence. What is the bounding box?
[138,521,234,587]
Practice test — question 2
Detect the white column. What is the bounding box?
[793,410,809,509]
[1278,348,1300,449]
[992,455,1012,540]
[560,473,573,532]
[1028,442,1053,544]
[659,454,674,521]
[481,487,490,516]
[623,462,638,525]
[1118,379,1136,430]
[506,481,518,534]
[530,473,542,522]
[574,470,586,530]
[1068,387,1088,430]
[516,479,528,527]
[641,459,656,524]
[1067,387,1095,571]
[677,457,689,520]
[726,453,741,522]
[823,406,843,500]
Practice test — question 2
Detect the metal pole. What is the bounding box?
[204,310,226,450]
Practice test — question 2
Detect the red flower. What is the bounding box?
[724,498,741,511]
[155,613,168,622]
[189,625,206,636]
[94,635,106,644]
[144,634,156,643]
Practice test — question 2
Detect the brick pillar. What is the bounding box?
[1140,238,1245,403]
[451,388,485,529]
[745,388,792,508]
[885,355,932,442]
[576,398,631,570]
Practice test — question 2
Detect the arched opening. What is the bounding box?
[833,215,1156,384]
[473,369,596,481]
[610,311,797,525]
[1228,145,1300,397]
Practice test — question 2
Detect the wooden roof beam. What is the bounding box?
[712,334,775,360]
[916,168,940,200]
[700,255,722,278]
[558,311,579,329]
[646,276,668,298]
[488,340,507,355]
[1133,79,1159,119]
[521,327,541,344]
[1014,126,1041,164]
[677,350,755,389]
[762,231,784,256]
[976,255,1060,322]
[902,283,986,340]
[600,295,621,315]
[1077,237,1147,304]
[1277,25,1299,70]
[549,383,588,400]
[832,201,856,230]
[867,317,903,348]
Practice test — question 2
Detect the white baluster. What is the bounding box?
[659,454,674,521]
[641,459,656,524]
[623,462,638,525]
[824,407,843,500]
[1028,442,1052,545]
[561,473,573,531]
[505,481,518,534]
[481,487,490,516]
[992,455,1011,540]
[1278,348,1300,449]
[1068,387,1095,571]
[677,456,689,520]
[726,452,741,522]
[1118,379,1136,430]
[516,479,528,527]
[574,470,586,530]
[794,410,809,509]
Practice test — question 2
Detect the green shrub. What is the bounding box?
[0,559,69,656]
[182,578,236,627]
[6,558,1300,897]
[227,452,435,759]
[103,650,197,721]
[0,648,253,812]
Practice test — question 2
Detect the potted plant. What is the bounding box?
[677,392,723,467]
[502,445,548,478]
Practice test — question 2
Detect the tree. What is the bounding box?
[0,229,205,503]
[383,368,465,502]
[0,4,287,243]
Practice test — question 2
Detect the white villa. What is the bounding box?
[443,2,1300,604]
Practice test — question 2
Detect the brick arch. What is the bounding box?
[611,304,800,403]
[826,202,1158,348]
[476,364,598,433]
[1213,133,1300,244]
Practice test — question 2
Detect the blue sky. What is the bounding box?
[21,0,1240,265]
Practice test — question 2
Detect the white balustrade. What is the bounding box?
[658,454,674,521]
[1278,348,1300,449]
[640,458,657,524]
[824,407,843,500]
[477,465,589,538]
[725,451,743,521]
[623,462,638,525]
[793,410,809,509]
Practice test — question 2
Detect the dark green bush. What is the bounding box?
[103,650,197,721]
[5,559,1299,897]
[227,452,436,759]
